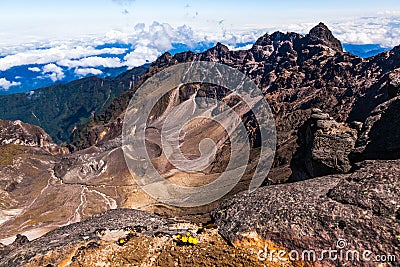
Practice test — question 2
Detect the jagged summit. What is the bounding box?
[252,30,302,48]
[209,42,230,53]
[252,22,343,54]
[307,22,343,52]
[149,23,344,72]
[151,51,173,67]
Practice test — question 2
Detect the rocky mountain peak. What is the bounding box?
[0,119,53,147]
[253,31,301,47]
[214,42,229,52]
[204,42,230,57]
[0,119,67,155]
[306,22,343,52]
[151,51,173,68]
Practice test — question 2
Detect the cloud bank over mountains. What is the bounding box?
[0,12,400,92]
[0,78,21,90]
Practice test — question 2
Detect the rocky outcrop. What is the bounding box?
[290,109,357,181]
[352,96,400,161]
[0,119,51,148]
[0,209,169,267]
[387,68,400,98]
[212,160,400,267]
[0,209,271,267]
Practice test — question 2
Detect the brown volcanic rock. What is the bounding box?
[387,68,400,98]
[328,160,400,219]
[0,209,282,267]
[306,22,343,52]
[0,209,169,267]
[0,120,72,243]
[211,160,400,267]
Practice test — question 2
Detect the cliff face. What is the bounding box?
[290,109,358,181]
[209,80,400,266]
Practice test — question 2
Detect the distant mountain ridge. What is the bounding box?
[0,66,147,143]
[71,22,400,183]
[343,43,390,58]
[0,40,391,95]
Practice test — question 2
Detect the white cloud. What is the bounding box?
[28,66,40,72]
[111,22,200,68]
[58,56,123,68]
[377,10,400,16]
[104,30,130,44]
[0,46,126,71]
[42,63,64,82]
[260,15,400,48]
[123,45,159,66]
[75,68,103,76]
[0,22,204,71]
[1,13,400,75]
[329,15,400,47]
[0,78,21,90]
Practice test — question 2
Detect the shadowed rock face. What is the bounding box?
[387,69,400,98]
[306,22,343,52]
[352,96,400,161]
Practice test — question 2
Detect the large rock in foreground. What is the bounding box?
[212,160,400,266]
[0,209,272,267]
